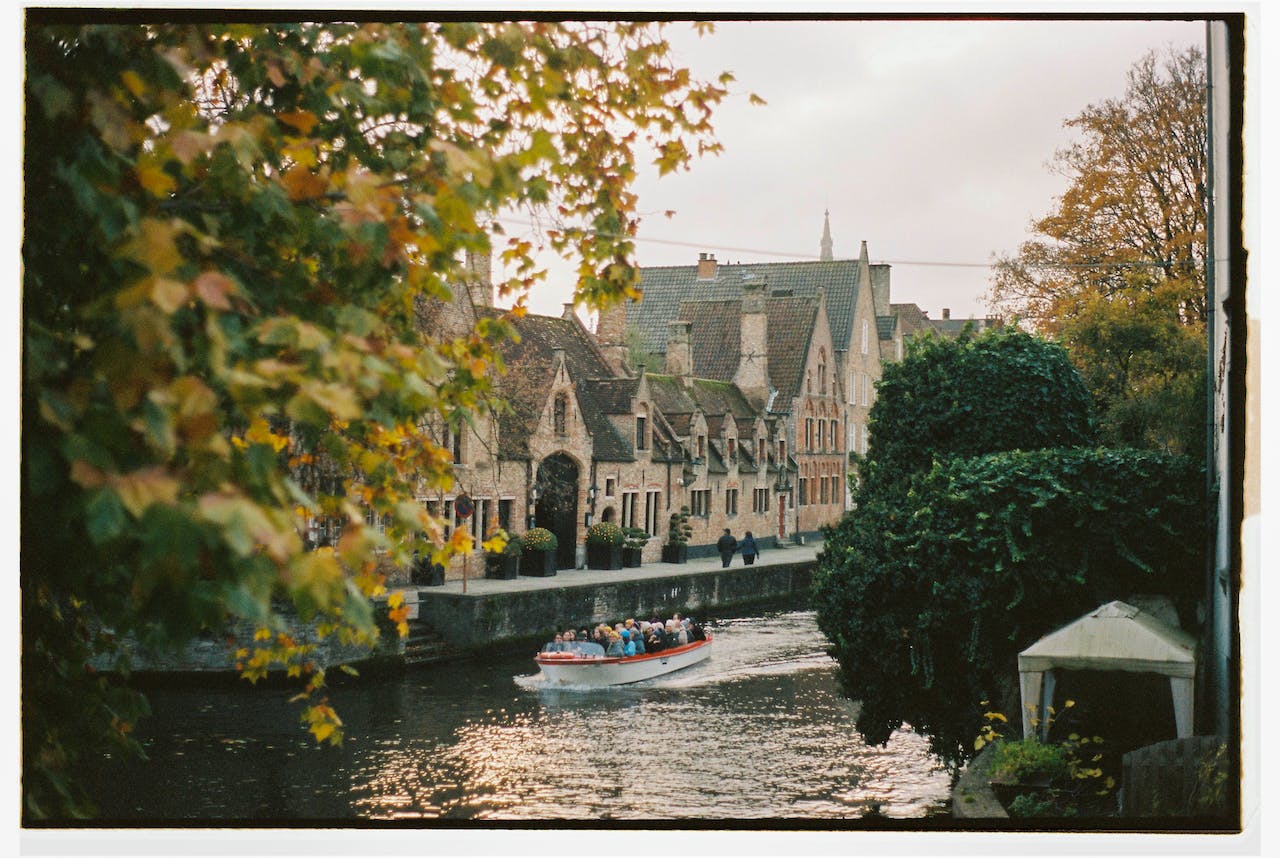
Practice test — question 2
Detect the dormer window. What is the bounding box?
[697,434,706,459]
[553,393,568,435]
[728,437,737,460]
[636,406,648,451]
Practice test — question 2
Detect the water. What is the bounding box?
[85,610,951,822]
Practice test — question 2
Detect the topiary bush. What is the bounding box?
[585,521,624,547]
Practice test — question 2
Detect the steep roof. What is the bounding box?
[636,259,863,356]
[489,310,632,461]
[643,374,757,437]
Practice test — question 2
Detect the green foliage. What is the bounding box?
[522,527,558,553]
[622,527,651,549]
[667,506,693,545]
[865,328,1097,485]
[813,330,1203,769]
[990,738,1072,785]
[23,19,734,818]
[585,521,625,547]
[495,533,523,557]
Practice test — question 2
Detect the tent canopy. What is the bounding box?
[1017,600,1197,739]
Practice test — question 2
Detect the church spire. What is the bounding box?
[820,209,833,261]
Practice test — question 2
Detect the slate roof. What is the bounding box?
[635,259,863,357]
[643,374,758,437]
[876,314,898,341]
[488,310,633,461]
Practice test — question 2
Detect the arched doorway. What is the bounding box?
[534,453,579,570]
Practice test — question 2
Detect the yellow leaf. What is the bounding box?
[150,277,190,314]
[121,70,146,98]
[278,109,319,135]
[120,218,184,276]
[282,165,328,201]
[112,466,180,517]
[137,163,176,198]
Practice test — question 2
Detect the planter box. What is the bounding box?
[485,554,520,580]
[621,547,644,568]
[521,550,557,577]
[661,544,688,564]
[412,562,445,587]
[587,544,623,570]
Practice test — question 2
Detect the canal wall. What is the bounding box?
[412,559,817,653]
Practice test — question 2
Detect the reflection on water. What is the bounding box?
[85,611,950,822]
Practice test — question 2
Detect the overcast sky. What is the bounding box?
[494,16,1206,324]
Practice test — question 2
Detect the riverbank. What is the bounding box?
[390,540,823,663]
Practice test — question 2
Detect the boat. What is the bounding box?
[534,636,713,686]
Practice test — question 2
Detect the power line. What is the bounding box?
[492,214,1188,272]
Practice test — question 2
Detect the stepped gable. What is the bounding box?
[488,309,631,461]
[635,259,861,358]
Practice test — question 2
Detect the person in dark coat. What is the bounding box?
[740,531,759,565]
[716,528,738,568]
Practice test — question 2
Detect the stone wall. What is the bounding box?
[414,560,815,651]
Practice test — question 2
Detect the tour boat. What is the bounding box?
[534,636,713,686]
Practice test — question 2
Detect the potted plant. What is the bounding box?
[621,527,649,567]
[410,551,446,586]
[585,521,625,570]
[520,527,558,577]
[484,532,521,580]
[662,506,692,563]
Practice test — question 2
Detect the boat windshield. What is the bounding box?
[563,641,605,657]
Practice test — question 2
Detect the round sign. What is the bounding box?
[454,494,475,520]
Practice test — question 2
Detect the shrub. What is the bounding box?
[522,527,557,552]
[622,527,650,549]
[585,521,624,547]
[667,507,692,545]
[499,534,522,556]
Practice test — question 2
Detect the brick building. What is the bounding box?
[412,214,905,579]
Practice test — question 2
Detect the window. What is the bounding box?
[697,434,706,459]
[818,419,826,451]
[758,438,767,462]
[622,491,638,527]
[553,393,567,435]
[830,419,839,451]
[725,488,738,516]
[443,424,463,464]
[798,478,808,506]
[863,373,871,405]
[636,411,648,450]
[819,352,827,394]
[861,319,869,354]
[690,489,711,517]
[499,499,513,531]
[605,478,616,498]
[778,439,787,463]
[849,372,856,406]
[753,487,771,513]
[819,475,829,504]
[728,437,737,460]
[645,490,661,536]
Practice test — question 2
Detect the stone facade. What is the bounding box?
[385,215,909,581]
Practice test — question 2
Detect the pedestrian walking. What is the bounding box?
[716,528,738,568]
[740,531,759,565]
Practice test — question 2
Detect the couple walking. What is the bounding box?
[716,528,759,568]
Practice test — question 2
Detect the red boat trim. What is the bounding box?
[534,634,712,666]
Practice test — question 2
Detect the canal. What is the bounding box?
[85,609,952,822]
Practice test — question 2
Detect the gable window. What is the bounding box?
[758,438,766,462]
[830,419,839,451]
[636,406,648,451]
[444,424,463,464]
[728,437,737,460]
[819,351,827,395]
[697,434,706,459]
[778,439,786,463]
[861,319,869,354]
[553,393,568,435]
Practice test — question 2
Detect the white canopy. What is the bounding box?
[1017,600,1197,740]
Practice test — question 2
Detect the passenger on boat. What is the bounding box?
[632,624,646,654]
[667,620,689,646]
[645,624,666,653]
[605,631,625,657]
[621,629,636,657]
[564,629,576,643]
[542,633,566,653]
[687,619,706,641]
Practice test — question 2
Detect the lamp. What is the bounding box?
[587,483,598,504]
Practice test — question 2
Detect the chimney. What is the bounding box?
[942,308,951,320]
[696,252,718,281]
[665,320,693,386]
[733,276,769,409]
[595,297,631,377]
[465,248,493,308]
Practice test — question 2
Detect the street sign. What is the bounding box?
[454,493,475,520]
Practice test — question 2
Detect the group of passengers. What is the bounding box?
[541,614,706,658]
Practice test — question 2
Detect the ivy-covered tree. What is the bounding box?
[23,20,739,819]
[813,329,1205,769]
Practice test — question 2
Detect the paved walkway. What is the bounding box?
[416,540,825,599]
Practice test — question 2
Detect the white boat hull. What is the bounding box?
[534,636,712,686]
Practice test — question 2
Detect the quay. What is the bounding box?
[393,541,824,664]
